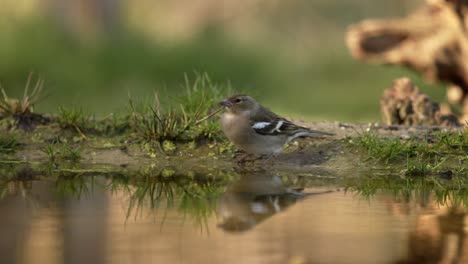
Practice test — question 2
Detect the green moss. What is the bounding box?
[162,140,176,152]
[142,142,158,158]
[161,168,176,178]
[218,142,236,154]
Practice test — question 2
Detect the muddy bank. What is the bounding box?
[2,121,465,177]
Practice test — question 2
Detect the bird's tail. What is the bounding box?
[305,129,334,136]
[292,128,334,138]
[286,128,334,143]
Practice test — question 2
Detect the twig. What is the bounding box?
[73,125,87,139]
[194,107,224,125]
[182,93,206,131]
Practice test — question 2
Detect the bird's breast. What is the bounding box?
[221,114,251,140]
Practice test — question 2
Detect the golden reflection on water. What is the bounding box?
[0,175,467,264]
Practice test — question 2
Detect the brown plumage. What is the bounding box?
[219,95,333,155]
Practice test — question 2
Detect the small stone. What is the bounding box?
[438,170,453,180]
[400,134,411,140]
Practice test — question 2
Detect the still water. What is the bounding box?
[0,168,466,264]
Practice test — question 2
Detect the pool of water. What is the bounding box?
[0,168,466,264]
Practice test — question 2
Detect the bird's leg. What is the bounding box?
[235,154,249,164]
[234,152,264,164]
[234,151,252,164]
[263,152,279,161]
[233,150,247,162]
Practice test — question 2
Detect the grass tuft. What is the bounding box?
[350,131,467,162]
[57,106,93,137]
[405,156,447,177]
[349,133,422,163]
[41,143,82,164]
[128,73,229,144]
[349,131,467,176]
[0,73,45,117]
[433,130,468,151]
[0,73,50,130]
[0,135,20,154]
[42,144,58,164]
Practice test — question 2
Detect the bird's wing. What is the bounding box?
[252,118,305,136]
[250,107,293,136]
[250,107,334,137]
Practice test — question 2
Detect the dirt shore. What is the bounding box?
[2,121,464,177]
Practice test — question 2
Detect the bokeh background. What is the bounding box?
[0,0,446,121]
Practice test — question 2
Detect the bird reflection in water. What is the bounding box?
[216,173,333,233]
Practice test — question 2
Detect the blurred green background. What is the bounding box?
[0,0,446,121]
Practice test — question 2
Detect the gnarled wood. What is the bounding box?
[347,0,468,123]
[380,78,459,126]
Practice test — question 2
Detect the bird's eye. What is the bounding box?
[235,98,242,103]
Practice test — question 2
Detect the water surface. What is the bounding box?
[0,169,466,264]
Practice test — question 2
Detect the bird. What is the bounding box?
[217,172,334,232]
[219,95,333,156]
[217,174,308,232]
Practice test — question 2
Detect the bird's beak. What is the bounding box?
[219,99,233,108]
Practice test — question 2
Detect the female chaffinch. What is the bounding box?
[219,95,333,155]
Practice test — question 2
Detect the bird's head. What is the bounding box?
[219,95,258,114]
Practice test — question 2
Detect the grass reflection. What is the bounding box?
[345,174,468,207]
[54,174,97,199]
[118,171,228,233]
